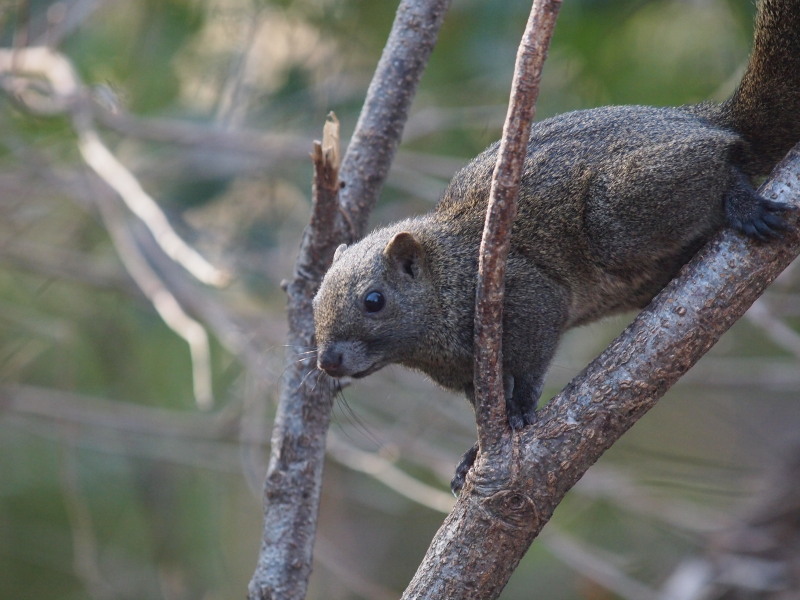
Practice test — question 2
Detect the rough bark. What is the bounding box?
[401,147,800,600]
[247,115,342,600]
[247,1,452,598]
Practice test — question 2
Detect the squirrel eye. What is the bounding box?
[364,291,385,313]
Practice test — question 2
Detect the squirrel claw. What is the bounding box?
[507,412,526,431]
[450,443,479,496]
[726,184,794,242]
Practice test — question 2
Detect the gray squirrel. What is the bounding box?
[312,0,800,493]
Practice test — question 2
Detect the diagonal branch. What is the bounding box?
[337,0,453,241]
[402,146,800,600]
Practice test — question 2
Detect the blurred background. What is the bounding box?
[2,0,799,599]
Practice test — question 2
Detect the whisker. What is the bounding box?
[333,385,383,449]
[283,344,317,352]
[294,349,319,357]
[297,365,321,390]
[309,368,325,394]
[294,355,317,366]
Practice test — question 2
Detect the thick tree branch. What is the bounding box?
[473,0,562,452]
[402,147,800,599]
[247,2,452,598]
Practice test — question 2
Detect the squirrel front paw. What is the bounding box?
[450,443,478,496]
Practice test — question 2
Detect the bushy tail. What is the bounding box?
[721,0,800,175]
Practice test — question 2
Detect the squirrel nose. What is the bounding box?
[318,347,345,377]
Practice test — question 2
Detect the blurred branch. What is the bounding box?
[0,238,136,292]
[59,444,115,600]
[0,46,235,408]
[327,431,454,514]
[3,148,277,410]
[660,442,800,599]
[1,384,234,439]
[94,108,310,161]
[543,529,659,600]
[575,466,729,534]
[0,47,229,287]
[20,0,122,47]
[92,193,215,409]
[214,4,263,128]
[745,298,800,360]
[1,380,458,521]
[76,128,230,288]
[315,535,399,600]
[402,104,506,143]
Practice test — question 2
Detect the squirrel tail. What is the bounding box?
[720,0,800,175]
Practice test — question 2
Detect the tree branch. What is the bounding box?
[247,113,343,600]
[247,2,453,598]
[337,0,453,241]
[402,146,800,599]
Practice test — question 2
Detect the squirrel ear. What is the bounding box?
[383,232,424,279]
[332,243,347,263]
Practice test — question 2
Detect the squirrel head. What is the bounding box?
[312,227,438,379]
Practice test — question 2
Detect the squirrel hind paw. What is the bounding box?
[726,194,794,242]
[450,443,479,497]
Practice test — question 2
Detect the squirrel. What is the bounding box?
[312,0,800,493]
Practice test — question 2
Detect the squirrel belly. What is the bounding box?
[312,0,800,490]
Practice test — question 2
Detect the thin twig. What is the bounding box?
[473,0,563,456]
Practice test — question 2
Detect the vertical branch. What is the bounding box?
[401,3,562,598]
[248,1,453,598]
[247,116,341,600]
[473,0,562,450]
